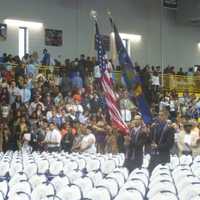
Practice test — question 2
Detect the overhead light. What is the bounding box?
[111,32,142,43]
[4,19,43,29]
[198,43,200,49]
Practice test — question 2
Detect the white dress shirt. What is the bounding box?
[45,129,61,147]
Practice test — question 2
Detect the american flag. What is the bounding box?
[95,22,129,135]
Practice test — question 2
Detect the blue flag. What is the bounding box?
[110,18,152,124]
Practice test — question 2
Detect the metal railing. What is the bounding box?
[1,63,200,93]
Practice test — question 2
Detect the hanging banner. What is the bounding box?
[163,0,178,9]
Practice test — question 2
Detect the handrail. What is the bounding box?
[1,63,200,93]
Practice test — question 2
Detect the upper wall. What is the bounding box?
[0,0,200,68]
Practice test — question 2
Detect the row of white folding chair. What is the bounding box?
[147,164,178,200]
[2,168,128,199]
[172,165,200,200]
[112,168,149,200]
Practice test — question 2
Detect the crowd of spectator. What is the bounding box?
[0,49,200,171]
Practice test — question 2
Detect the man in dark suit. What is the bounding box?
[125,115,149,172]
[148,110,175,173]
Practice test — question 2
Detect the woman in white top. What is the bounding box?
[80,127,96,154]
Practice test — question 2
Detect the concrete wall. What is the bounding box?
[0,0,200,68]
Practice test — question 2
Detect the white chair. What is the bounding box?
[73,177,93,197]
[66,170,82,183]
[84,187,111,200]
[57,185,82,200]
[191,196,200,200]
[86,159,100,172]
[114,189,143,200]
[121,179,146,197]
[76,158,86,170]
[176,176,199,192]
[9,172,28,188]
[23,163,38,178]
[87,171,103,186]
[0,162,10,177]
[178,183,200,200]
[101,159,116,175]
[49,160,63,176]
[0,180,8,198]
[29,175,47,189]
[9,162,23,177]
[180,155,193,165]
[96,178,119,198]
[37,160,49,174]
[107,172,125,187]
[7,181,31,199]
[31,183,55,200]
[63,160,79,175]
[147,182,176,199]
[149,191,178,200]
[51,176,70,193]
[128,173,148,188]
[0,191,4,200]
[149,178,173,189]
[113,167,129,181]
[7,191,31,200]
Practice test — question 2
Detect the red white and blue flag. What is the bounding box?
[95,21,129,135]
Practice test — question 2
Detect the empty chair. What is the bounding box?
[57,185,82,200]
[41,195,62,200]
[51,176,70,193]
[0,180,8,199]
[113,167,129,181]
[0,162,10,177]
[0,191,4,200]
[179,183,200,200]
[121,179,146,197]
[29,175,47,189]
[114,189,143,200]
[107,172,125,187]
[147,182,176,199]
[101,159,116,175]
[128,172,148,188]
[83,187,111,200]
[63,160,79,175]
[49,160,63,176]
[31,183,55,200]
[191,196,200,200]
[149,191,178,200]
[7,191,31,200]
[180,155,193,165]
[73,177,93,196]
[23,163,38,178]
[9,162,23,177]
[37,160,49,174]
[66,170,82,183]
[7,181,31,198]
[96,178,119,198]
[86,159,100,172]
[9,172,28,188]
[87,171,103,186]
